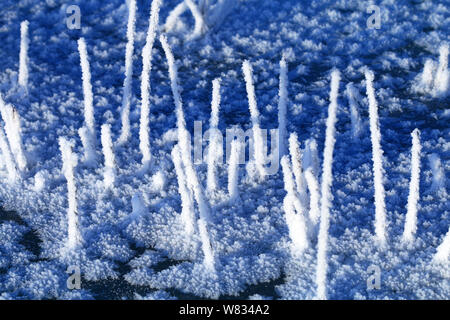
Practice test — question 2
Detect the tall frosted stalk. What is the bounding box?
[316,69,340,300]
[207,78,221,192]
[78,38,97,165]
[242,60,265,179]
[161,34,215,272]
[402,129,421,243]
[0,98,27,171]
[118,0,137,145]
[59,137,81,251]
[278,55,288,158]
[365,69,387,245]
[0,124,18,182]
[139,0,162,168]
[101,124,116,189]
[18,20,29,89]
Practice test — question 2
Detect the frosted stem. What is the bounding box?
[101,124,116,189]
[304,168,320,225]
[197,217,216,272]
[402,129,421,243]
[78,38,97,165]
[421,59,435,88]
[365,69,387,245]
[0,98,27,171]
[228,139,241,201]
[278,55,288,158]
[316,69,340,300]
[304,138,320,179]
[345,83,362,139]
[283,195,309,256]
[164,2,188,33]
[207,78,221,192]
[161,34,215,272]
[59,137,81,251]
[118,0,137,145]
[139,0,162,168]
[281,156,308,255]
[0,124,18,182]
[18,20,29,89]
[281,155,298,198]
[288,132,308,206]
[185,0,207,40]
[172,144,196,236]
[77,38,95,138]
[78,126,96,166]
[242,60,265,179]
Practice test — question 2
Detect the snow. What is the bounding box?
[0,0,448,300]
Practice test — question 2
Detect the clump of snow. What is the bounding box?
[345,83,362,139]
[150,170,166,193]
[165,0,237,41]
[135,291,177,300]
[428,153,445,194]
[413,43,449,97]
[33,170,45,192]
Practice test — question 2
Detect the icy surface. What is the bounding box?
[0,0,448,299]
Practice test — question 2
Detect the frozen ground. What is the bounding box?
[0,0,449,299]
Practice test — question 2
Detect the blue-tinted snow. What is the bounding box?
[0,0,448,299]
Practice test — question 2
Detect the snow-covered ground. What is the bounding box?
[0,0,448,300]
